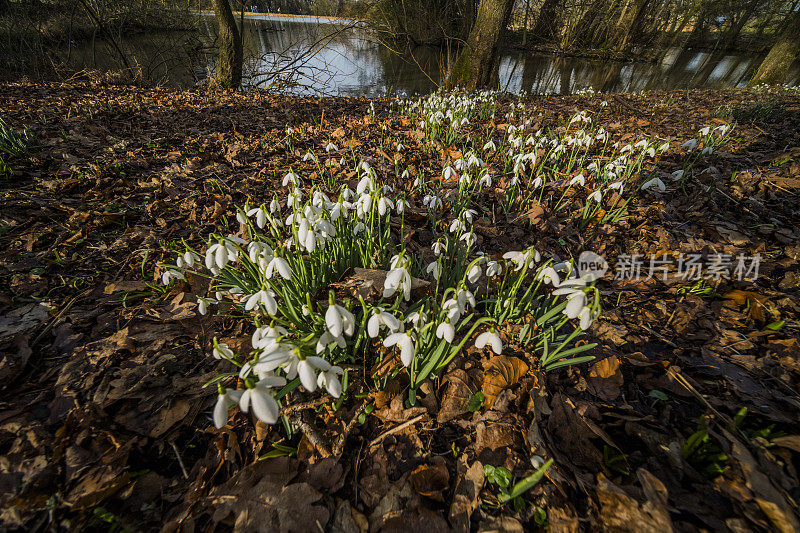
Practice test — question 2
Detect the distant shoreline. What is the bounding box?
[195,10,365,25]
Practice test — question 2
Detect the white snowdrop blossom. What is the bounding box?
[265,256,291,280]
[384,332,415,366]
[213,386,243,428]
[436,320,455,343]
[475,328,503,354]
[641,177,666,192]
[239,374,286,425]
[367,307,401,337]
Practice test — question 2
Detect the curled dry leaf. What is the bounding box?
[482,356,529,408]
[723,290,779,323]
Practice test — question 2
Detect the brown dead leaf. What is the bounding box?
[587,355,624,401]
[723,290,778,323]
[409,458,450,501]
[482,356,528,408]
[438,369,480,423]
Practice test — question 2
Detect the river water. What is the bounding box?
[64,15,800,96]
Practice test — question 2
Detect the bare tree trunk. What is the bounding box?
[530,0,560,43]
[212,0,243,88]
[721,0,760,50]
[522,0,530,45]
[445,0,514,89]
[750,8,800,85]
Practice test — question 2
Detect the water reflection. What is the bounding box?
[69,16,800,96]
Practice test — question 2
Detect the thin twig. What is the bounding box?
[333,399,370,457]
[288,413,332,458]
[368,414,427,448]
[281,396,329,414]
[170,439,189,479]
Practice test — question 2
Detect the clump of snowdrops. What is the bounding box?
[161,163,601,429]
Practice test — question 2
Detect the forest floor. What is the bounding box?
[0,80,799,532]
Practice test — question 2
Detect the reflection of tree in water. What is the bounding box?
[77,16,800,95]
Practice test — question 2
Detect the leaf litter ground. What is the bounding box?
[0,80,799,532]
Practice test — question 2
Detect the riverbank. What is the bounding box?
[1,81,799,531]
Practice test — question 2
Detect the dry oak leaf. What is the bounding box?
[409,458,450,501]
[587,355,624,401]
[723,290,778,323]
[207,457,329,532]
[482,356,529,408]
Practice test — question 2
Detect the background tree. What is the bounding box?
[750,7,800,84]
[445,0,515,89]
[211,0,243,88]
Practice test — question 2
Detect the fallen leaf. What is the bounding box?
[482,356,528,408]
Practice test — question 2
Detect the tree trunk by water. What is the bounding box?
[212,0,243,89]
[530,0,561,43]
[750,8,800,85]
[445,0,514,89]
[721,0,760,50]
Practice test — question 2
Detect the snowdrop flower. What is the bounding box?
[531,176,543,189]
[269,198,280,214]
[450,218,467,234]
[353,222,365,235]
[715,125,729,135]
[486,260,502,277]
[406,310,428,328]
[646,147,656,158]
[475,327,503,354]
[443,165,456,181]
[423,195,442,210]
[303,152,317,162]
[283,171,300,187]
[384,332,415,366]
[377,196,394,216]
[569,174,585,187]
[196,297,215,315]
[701,146,713,155]
[426,260,442,280]
[588,190,602,202]
[384,261,412,301]
[436,319,455,343]
[244,289,278,315]
[212,338,234,360]
[467,262,483,283]
[483,140,496,151]
[252,325,287,351]
[553,287,588,319]
[396,143,405,152]
[460,231,477,248]
[699,127,711,136]
[161,269,184,285]
[213,385,244,428]
[431,240,446,256]
[265,256,291,280]
[316,365,344,397]
[239,374,286,424]
[607,181,624,193]
[367,307,401,337]
[478,173,492,187]
[325,142,338,152]
[658,142,670,152]
[537,266,560,286]
[297,355,331,392]
[578,306,598,330]
[247,205,268,229]
[325,298,355,338]
[641,177,666,192]
[682,139,698,150]
[670,170,684,181]
[206,242,231,270]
